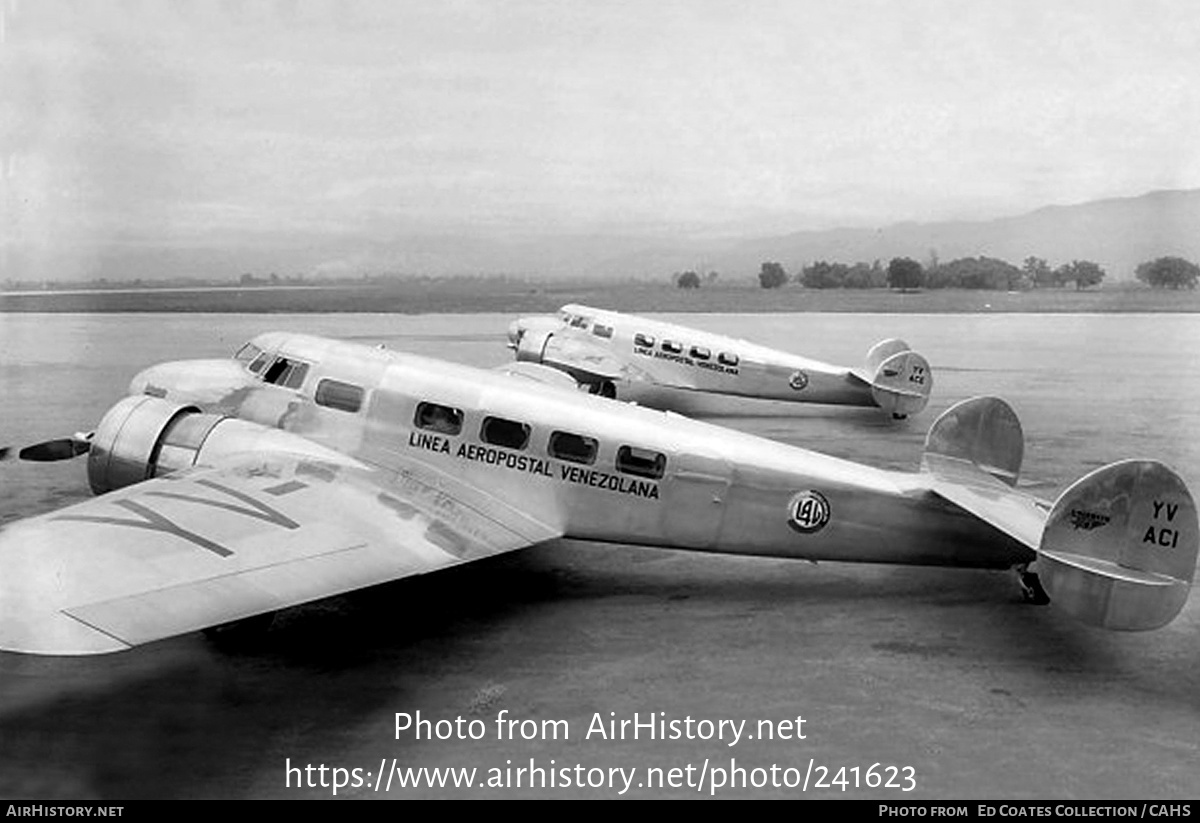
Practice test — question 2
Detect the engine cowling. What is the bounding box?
[87,396,225,494]
[514,328,553,364]
[87,395,362,495]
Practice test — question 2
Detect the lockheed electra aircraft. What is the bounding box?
[0,332,1195,655]
[506,304,933,418]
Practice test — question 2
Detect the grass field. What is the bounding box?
[2,279,1199,313]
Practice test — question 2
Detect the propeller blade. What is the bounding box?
[16,432,93,462]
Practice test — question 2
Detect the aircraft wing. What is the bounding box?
[921,452,1047,550]
[541,334,650,384]
[0,452,562,655]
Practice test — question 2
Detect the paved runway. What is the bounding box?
[0,312,1197,799]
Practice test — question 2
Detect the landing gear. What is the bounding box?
[589,380,617,399]
[1016,565,1049,605]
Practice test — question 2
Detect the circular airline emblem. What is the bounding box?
[788,490,831,534]
[788,370,809,391]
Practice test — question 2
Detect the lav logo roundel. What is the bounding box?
[788,370,809,391]
[788,490,830,534]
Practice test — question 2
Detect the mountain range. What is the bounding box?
[15,189,1200,283]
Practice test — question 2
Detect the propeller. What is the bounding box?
[3,432,94,462]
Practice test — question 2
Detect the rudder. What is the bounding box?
[922,396,1023,486]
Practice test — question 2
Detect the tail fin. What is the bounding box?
[923,395,1023,486]
[1038,460,1197,631]
[864,339,932,418]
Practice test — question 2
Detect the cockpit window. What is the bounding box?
[569,315,591,329]
[234,343,262,364]
[248,352,272,374]
[262,357,310,390]
[592,324,614,339]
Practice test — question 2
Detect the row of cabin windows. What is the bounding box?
[413,401,666,479]
[562,319,739,367]
[633,332,739,366]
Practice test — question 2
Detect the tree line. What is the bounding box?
[708,255,1200,290]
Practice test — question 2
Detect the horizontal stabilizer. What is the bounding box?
[1038,460,1197,631]
[923,396,1023,486]
[922,453,1046,550]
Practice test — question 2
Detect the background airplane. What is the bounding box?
[507,304,933,418]
[0,332,1194,655]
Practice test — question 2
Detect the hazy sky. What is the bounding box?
[4,0,1200,278]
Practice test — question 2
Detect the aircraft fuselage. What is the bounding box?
[133,332,1033,572]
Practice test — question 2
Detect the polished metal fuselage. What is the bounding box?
[134,333,1033,571]
[526,305,878,406]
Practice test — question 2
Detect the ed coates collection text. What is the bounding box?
[284,710,918,796]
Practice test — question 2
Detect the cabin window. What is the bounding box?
[263,357,310,389]
[315,378,364,413]
[662,340,683,354]
[548,431,598,465]
[481,416,530,450]
[634,332,655,348]
[414,401,463,435]
[616,445,666,479]
[592,324,614,339]
[690,346,711,360]
[718,352,739,367]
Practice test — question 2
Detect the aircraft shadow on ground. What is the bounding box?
[1,544,1195,799]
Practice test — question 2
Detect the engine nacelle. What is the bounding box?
[88,395,362,495]
[514,328,553,364]
[87,396,225,494]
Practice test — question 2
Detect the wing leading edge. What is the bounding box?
[0,453,561,655]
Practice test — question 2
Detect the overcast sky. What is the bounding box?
[4,0,1200,279]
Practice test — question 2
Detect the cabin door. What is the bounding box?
[661,448,731,548]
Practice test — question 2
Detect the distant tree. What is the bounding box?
[705,270,720,284]
[927,256,1023,290]
[843,262,885,289]
[1136,256,1200,289]
[759,261,788,289]
[800,260,846,289]
[676,270,702,289]
[1023,256,1055,289]
[1055,260,1105,290]
[887,257,924,291]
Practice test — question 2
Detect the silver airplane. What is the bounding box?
[507,304,933,418]
[0,331,1194,655]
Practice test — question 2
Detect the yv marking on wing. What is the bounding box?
[52,479,300,557]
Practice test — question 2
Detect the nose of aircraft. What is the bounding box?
[506,320,525,349]
[128,359,257,403]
